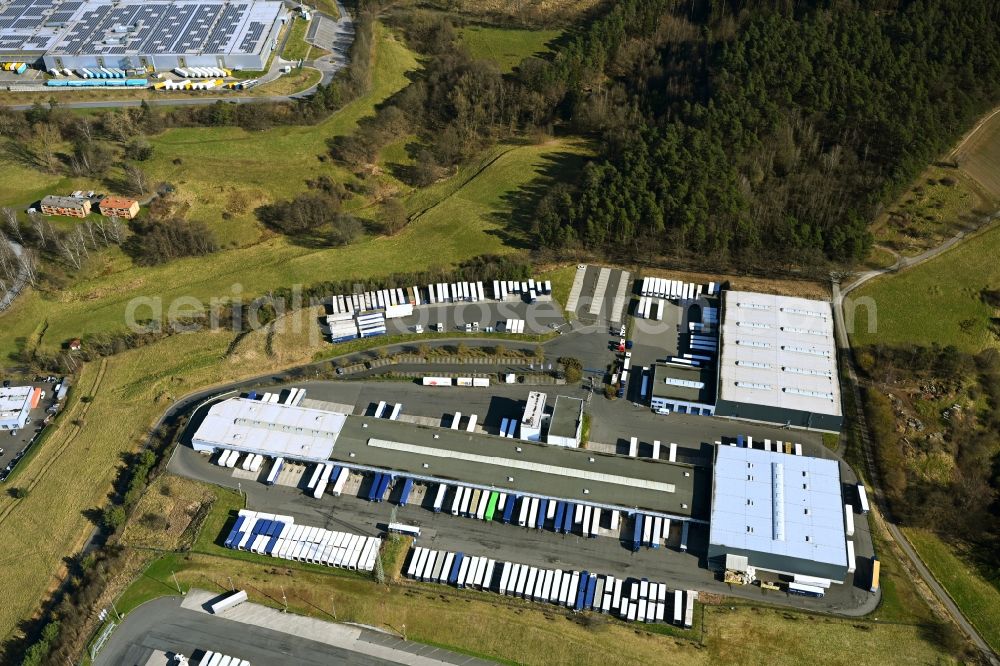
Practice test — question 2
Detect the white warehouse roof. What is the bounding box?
[710,446,847,570]
[0,386,33,428]
[192,397,345,461]
[718,290,841,417]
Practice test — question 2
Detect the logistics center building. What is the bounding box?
[714,290,843,432]
[0,0,286,71]
[192,397,709,521]
[0,385,36,430]
[707,445,849,581]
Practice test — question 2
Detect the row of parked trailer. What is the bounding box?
[405,546,697,627]
[305,462,350,498]
[420,376,491,387]
[490,278,552,303]
[224,509,381,572]
[74,66,128,78]
[630,512,689,552]
[2,61,27,74]
[635,296,664,320]
[326,276,554,320]
[154,78,224,90]
[216,448,265,472]
[245,387,307,406]
[436,482,625,538]
[502,318,526,333]
[329,288,415,319]
[47,78,147,87]
[640,277,718,301]
[728,434,804,456]
[173,66,231,78]
[198,652,250,666]
[325,310,387,343]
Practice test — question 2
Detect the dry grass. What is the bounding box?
[451,0,603,25]
[871,165,988,256]
[139,552,709,666]
[703,605,956,666]
[120,476,215,550]
[954,107,1000,201]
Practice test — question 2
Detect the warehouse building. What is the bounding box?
[546,395,584,448]
[0,0,286,71]
[191,396,709,521]
[714,291,843,432]
[707,445,849,582]
[40,195,90,217]
[0,386,36,430]
[649,362,716,416]
[192,397,346,460]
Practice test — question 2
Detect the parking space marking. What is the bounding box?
[609,270,631,324]
[588,267,611,316]
[565,264,586,313]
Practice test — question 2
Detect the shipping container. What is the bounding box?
[502,494,517,523]
[787,582,825,598]
[857,484,870,514]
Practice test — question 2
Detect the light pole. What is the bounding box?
[172,570,184,594]
[281,585,288,612]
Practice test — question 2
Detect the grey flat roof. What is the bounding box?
[0,386,32,425]
[650,363,716,404]
[718,290,841,417]
[548,395,583,439]
[0,0,282,58]
[709,445,847,569]
[332,414,702,519]
[41,195,86,208]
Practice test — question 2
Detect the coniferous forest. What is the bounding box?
[527,0,1000,267]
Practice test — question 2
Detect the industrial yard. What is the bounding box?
[156,272,879,634]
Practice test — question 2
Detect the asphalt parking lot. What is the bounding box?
[95,593,485,666]
[566,265,632,324]
[382,299,567,337]
[0,380,64,480]
[170,440,877,615]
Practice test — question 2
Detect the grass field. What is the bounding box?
[955,108,1000,200]
[850,222,1000,351]
[871,166,987,257]
[458,25,561,71]
[903,528,1000,653]
[0,132,581,638]
[282,17,330,62]
[0,137,582,362]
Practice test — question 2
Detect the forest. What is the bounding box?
[528,0,1000,265]
[322,0,1000,269]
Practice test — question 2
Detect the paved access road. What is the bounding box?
[96,592,491,666]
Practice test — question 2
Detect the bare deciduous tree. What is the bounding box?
[2,208,23,244]
[123,163,149,196]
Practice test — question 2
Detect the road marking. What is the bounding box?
[588,267,611,315]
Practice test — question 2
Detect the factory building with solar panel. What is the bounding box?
[0,0,286,71]
[714,290,843,433]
